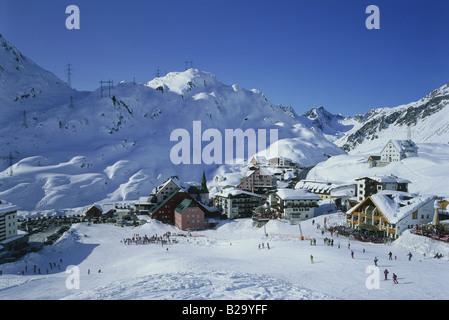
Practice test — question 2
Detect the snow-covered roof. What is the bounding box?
[349,191,435,224]
[0,203,18,215]
[276,188,321,201]
[250,156,267,164]
[152,176,183,194]
[214,187,262,198]
[355,175,411,184]
[389,139,418,153]
[296,180,353,194]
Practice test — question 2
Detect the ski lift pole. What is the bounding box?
[298,222,303,238]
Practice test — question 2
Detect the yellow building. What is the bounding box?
[346,191,435,239]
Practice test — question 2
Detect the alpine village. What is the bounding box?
[2,138,448,262]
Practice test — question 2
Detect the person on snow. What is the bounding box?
[407,252,413,261]
[374,257,378,266]
[384,269,389,280]
[310,255,314,263]
[392,273,398,284]
[351,250,354,259]
[388,251,393,260]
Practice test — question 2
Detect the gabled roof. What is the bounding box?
[382,139,418,154]
[152,176,183,194]
[348,191,435,224]
[175,199,201,215]
[149,187,182,215]
[250,156,267,164]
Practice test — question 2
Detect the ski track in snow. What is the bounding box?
[61,271,334,300]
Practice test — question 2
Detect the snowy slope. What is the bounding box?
[306,143,449,198]
[0,214,448,300]
[0,34,88,125]
[0,36,345,211]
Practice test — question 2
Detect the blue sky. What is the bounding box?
[1,0,448,116]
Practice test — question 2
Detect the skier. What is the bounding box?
[310,255,314,263]
[374,257,378,266]
[267,243,270,250]
[407,252,413,261]
[351,250,354,259]
[384,269,389,280]
[388,251,393,260]
[392,273,398,284]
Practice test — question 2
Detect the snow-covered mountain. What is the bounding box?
[301,82,449,155]
[0,36,344,211]
[300,106,355,143]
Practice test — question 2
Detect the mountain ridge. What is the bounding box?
[0,36,344,211]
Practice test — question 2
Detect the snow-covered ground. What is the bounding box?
[1,212,448,300]
[306,143,449,198]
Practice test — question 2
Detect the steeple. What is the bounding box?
[201,170,208,192]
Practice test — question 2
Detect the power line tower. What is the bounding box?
[0,152,17,177]
[99,80,114,98]
[22,110,28,128]
[69,95,74,108]
[65,63,73,88]
[154,68,162,78]
[185,60,194,70]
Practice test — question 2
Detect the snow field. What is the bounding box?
[0,213,448,300]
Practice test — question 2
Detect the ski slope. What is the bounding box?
[0,212,448,300]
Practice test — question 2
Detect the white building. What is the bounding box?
[0,201,18,242]
[214,187,263,219]
[380,139,418,164]
[355,175,410,202]
[0,200,28,251]
[274,188,321,222]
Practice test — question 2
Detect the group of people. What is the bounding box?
[258,242,270,250]
[0,258,64,276]
[383,268,399,284]
[121,232,179,246]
